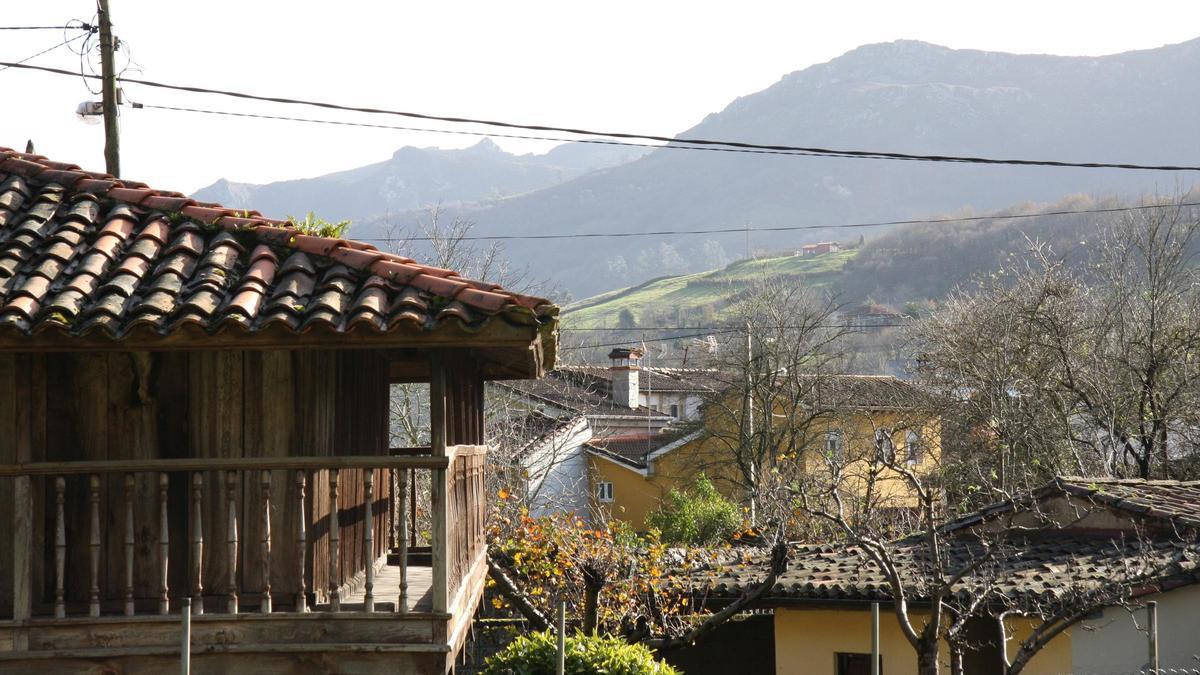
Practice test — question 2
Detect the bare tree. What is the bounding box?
[691,279,850,525]
[914,201,1200,487]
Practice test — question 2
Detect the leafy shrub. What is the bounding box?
[646,474,740,546]
[483,630,679,675]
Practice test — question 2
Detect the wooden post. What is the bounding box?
[124,473,136,616]
[429,354,449,613]
[159,472,170,615]
[260,470,272,614]
[89,474,101,617]
[397,467,409,614]
[363,468,374,612]
[53,477,66,618]
[191,473,204,615]
[329,469,340,612]
[97,0,120,176]
[295,471,308,613]
[1147,600,1159,674]
[225,470,238,614]
[12,473,33,649]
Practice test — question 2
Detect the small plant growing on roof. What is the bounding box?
[285,211,351,239]
[482,630,679,675]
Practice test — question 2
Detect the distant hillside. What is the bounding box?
[367,38,1200,297]
[191,139,648,222]
[563,249,854,328]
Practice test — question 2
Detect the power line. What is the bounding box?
[561,323,910,331]
[560,322,905,350]
[0,25,90,30]
[134,103,847,159]
[0,32,89,72]
[366,201,1200,242]
[4,59,1200,172]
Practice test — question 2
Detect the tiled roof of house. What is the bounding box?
[556,366,723,394]
[944,477,1200,533]
[0,148,556,350]
[585,426,703,470]
[684,478,1200,607]
[692,535,1200,607]
[501,376,672,419]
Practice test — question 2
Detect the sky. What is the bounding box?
[3,1,1200,194]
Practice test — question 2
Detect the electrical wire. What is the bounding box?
[560,323,910,331]
[560,322,903,350]
[363,201,1200,242]
[0,32,88,72]
[0,25,90,30]
[135,103,843,159]
[3,60,1200,172]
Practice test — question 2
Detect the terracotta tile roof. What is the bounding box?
[945,477,1200,533]
[557,365,723,394]
[501,376,672,420]
[585,426,703,469]
[685,478,1200,607]
[0,148,556,349]
[692,535,1200,607]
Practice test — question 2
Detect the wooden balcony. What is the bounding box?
[0,445,488,674]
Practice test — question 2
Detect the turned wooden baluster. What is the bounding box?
[158,472,170,615]
[329,469,340,612]
[54,476,66,618]
[260,470,272,614]
[191,472,204,615]
[124,474,136,616]
[364,468,374,612]
[226,470,239,614]
[88,474,101,617]
[397,467,409,614]
[295,471,308,613]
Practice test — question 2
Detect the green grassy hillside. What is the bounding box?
[563,250,853,328]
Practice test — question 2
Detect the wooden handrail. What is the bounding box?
[0,455,448,477]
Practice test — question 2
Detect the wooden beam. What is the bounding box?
[11,476,32,649]
[429,352,449,614]
[0,455,449,477]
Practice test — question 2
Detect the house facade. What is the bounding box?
[0,147,558,673]
[589,374,941,529]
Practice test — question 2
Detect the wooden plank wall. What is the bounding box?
[1,348,391,616]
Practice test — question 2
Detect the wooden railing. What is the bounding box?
[446,445,488,601]
[0,454,481,625]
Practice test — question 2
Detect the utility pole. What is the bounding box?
[97,0,120,177]
[744,322,756,523]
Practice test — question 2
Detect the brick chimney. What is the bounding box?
[608,347,644,409]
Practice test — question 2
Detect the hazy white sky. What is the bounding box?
[3,1,1199,193]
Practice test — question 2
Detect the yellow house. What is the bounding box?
[685,477,1200,675]
[586,374,942,529]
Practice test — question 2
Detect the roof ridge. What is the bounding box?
[0,147,553,316]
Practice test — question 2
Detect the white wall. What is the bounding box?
[522,419,593,519]
[1070,583,1200,674]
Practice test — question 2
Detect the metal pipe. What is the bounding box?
[1147,600,1159,674]
[556,600,566,675]
[871,601,880,675]
[181,597,191,675]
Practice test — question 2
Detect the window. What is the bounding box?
[836,653,882,675]
[596,481,614,503]
[825,430,844,460]
[670,403,680,418]
[874,428,893,459]
[906,431,923,465]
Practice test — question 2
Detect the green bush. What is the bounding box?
[646,474,740,546]
[483,630,679,675]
